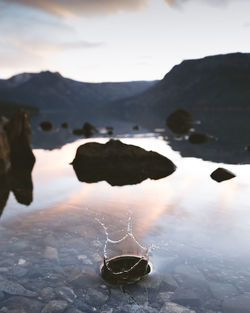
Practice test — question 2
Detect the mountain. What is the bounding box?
[108,52,250,163]
[109,52,250,125]
[0,71,156,114]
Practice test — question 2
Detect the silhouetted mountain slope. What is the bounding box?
[0,100,39,117]
[112,52,250,126]
[0,71,156,113]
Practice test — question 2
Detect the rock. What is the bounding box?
[71,139,176,186]
[0,277,37,297]
[208,281,239,300]
[12,266,28,277]
[73,122,98,138]
[167,109,193,134]
[40,121,53,131]
[160,302,196,313]
[85,289,108,306]
[5,110,35,171]
[133,125,139,131]
[0,296,43,313]
[222,293,250,313]
[0,123,10,175]
[55,286,77,303]
[39,287,56,301]
[210,167,236,182]
[44,247,58,260]
[41,300,68,313]
[61,122,68,129]
[188,133,209,144]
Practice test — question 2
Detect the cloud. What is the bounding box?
[164,0,246,7]
[2,0,148,16]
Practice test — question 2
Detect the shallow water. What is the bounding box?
[1,136,250,313]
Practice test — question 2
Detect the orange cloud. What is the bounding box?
[3,0,148,16]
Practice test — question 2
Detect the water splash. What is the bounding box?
[96,213,151,283]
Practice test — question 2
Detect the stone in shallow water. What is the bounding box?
[0,277,37,297]
[85,289,108,306]
[41,300,68,313]
[160,302,196,313]
[222,293,250,313]
[39,287,56,301]
[55,286,77,303]
[1,296,43,313]
[210,168,236,183]
[44,247,58,260]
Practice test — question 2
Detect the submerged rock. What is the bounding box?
[40,121,53,131]
[210,168,236,183]
[0,277,37,297]
[71,139,176,186]
[188,133,209,144]
[61,122,68,129]
[167,109,193,135]
[41,300,68,313]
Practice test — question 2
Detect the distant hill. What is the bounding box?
[107,52,250,163]
[0,71,156,114]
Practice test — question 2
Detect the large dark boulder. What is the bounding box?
[188,133,209,144]
[0,110,35,215]
[0,123,11,175]
[210,168,236,183]
[40,121,53,131]
[5,111,36,171]
[71,139,176,186]
[167,109,193,135]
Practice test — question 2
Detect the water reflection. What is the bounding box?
[1,137,250,312]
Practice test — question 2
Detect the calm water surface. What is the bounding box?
[1,136,250,313]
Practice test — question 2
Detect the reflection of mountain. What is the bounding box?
[107,53,250,164]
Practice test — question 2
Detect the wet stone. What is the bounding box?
[55,286,77,303]
[41,300,68,313]
[44,247,58,260]
[160,302,196,313]
[1,296,43,313]
[39,287,56,301]
[12,266,28,277]
[85,288,108,306]
[0,277,37,297]
[222,292,250,313]
[73,298,92,312]
[116,304,158,313]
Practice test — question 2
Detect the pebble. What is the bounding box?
[41,300,68,313]
[160,302,196,313]
[44,247,59,260]
[0,278,37,297]
[55,286,77,303]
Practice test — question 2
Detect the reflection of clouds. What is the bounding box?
[3,0,147,16]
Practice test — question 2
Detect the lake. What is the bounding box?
[1,135,250,313]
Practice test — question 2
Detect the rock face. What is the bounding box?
[167,109,193,135]
[210,167,236,183]
[71,139,176,186]
[0,110,35,214]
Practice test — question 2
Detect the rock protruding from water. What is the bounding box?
[73,122,98,138]
[210,168,236,183]
[167,109,193,135]
[0,110,35,214]
[71,139,176,186]
[40,121,53,131]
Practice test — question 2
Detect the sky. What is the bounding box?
[0,0,250,82]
